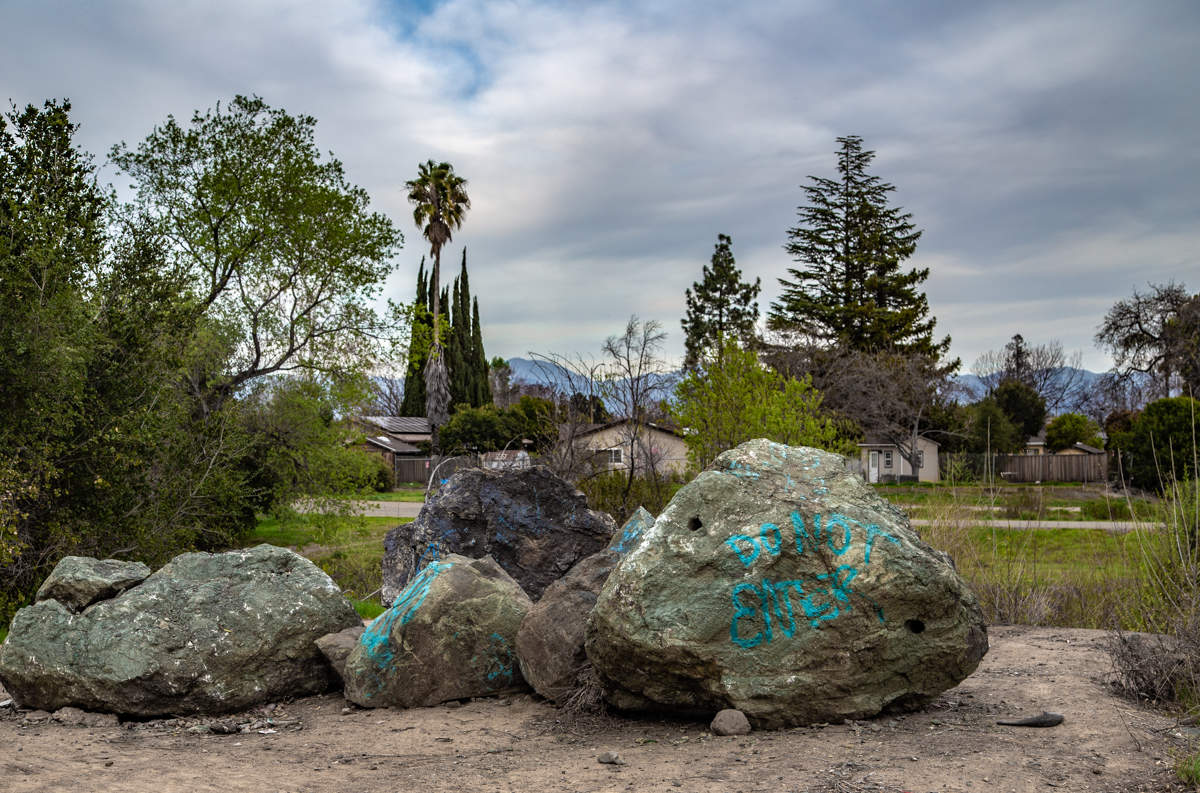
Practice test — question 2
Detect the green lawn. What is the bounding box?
[874,482,1156,522]
[246,513,411,619]
[348,488,425,502]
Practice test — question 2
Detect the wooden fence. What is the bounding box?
[940,453,1108,484]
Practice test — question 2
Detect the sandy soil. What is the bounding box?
[1,625,1193,793]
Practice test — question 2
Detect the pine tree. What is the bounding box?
[399,259,429,416]
[681,233,761,371]
[768,136,953,367]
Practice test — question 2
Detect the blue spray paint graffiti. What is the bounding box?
[725,511,897,647]
[612,511,650,553]
[470,632,517,689]
[356,561,454,697]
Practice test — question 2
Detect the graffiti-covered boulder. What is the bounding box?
[516,508,653,704]
[585,439,988,728]
[343,554,531,708]
[0,545,360,716]
[381,466,616,604]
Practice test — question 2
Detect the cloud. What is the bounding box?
[3,0,1197,373]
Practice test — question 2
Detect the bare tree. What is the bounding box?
[972,334,1090,414]
[1096,282,1193,399]
[367,372,407,416]
[601,316,671,506]
[523,352,610,481]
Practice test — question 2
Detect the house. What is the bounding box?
[1021,429,1105,457]
[356,416,433,484]
[858,436,941,483]
[357,416,432,448]
[575,419,689,477]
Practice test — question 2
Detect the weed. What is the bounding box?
[1175,746,1200,787]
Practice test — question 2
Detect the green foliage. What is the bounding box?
[992,379,1047,440]
[0,97,407,629]
[768,135,953,368]
[446,250,491,411]
[576,471,686,527]
[1045,413,1104,452]
[1112,396,1200,491]
[965,398,1024,454]
[437,395,555,454]
[681,233,760,371]
[671,338,851,470]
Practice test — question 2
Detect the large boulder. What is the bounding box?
[516,508,653,704]
[0,545,361,716]
[381,466,616,604]
[34,556,151,612]
[343,554,532,708]
[586,439,988,728]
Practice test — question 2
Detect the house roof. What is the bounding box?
[365,435,421,454]
[360,416,432,435]
[575,418,685,439]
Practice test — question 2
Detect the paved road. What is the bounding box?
[346,500,424,518]
[907,517,1154,533]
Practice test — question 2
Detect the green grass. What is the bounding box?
[246,512,411,619]
[875,482,1157,521]
[1175,747,1200,786]
[346,488,425,502]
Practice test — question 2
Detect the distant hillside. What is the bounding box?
[507,356,679,410]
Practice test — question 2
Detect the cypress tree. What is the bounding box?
[399,258,429,416]
[472,296,491,406]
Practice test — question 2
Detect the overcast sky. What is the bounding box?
[4,0,1198,373]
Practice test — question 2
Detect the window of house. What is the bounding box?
[600,448,622,464]
[884,451,893,468]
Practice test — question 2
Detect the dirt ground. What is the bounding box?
[1,625,1194,793]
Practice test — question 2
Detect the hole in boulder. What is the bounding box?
[905,619,926,634]
[688,516,703,532]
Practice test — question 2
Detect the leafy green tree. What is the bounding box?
[965,398,1024,455]
[1110,396,1200,491]
[681,233,760,371]
[768,135,954,368]
[111,95,405,417]
[992,379,1047,440]
[405,160,469,437]
[1044,413,1104,452]
[671,337,849,469]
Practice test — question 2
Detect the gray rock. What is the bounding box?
[516,509,652,704]
[710,708,751,736]
[344,554,532,708]
[35,556,151,612]
[0,545,361,716]
[381,466,615,604]
[52,706,119,727]
[315,625,365,684]
[585,439,988,728]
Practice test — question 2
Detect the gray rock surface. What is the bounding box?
[586,439,988,728]
[344,554,532,708]
[516,508,653,704]
[381,466,616,604]
[0,545,360,716]
[316,625,366,685]
[34,556,151,612]
[710,709,751,736]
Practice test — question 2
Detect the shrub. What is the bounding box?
[1081,498,1132,521]
[577,471,686,526]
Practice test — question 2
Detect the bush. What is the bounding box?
[1081,498,1133,521]
[577,471,686,526]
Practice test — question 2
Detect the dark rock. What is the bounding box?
[515,509,652,703]
[0,545,361,716]
[381,466,615,604]
[710,709,751,736]
[35,556,151,612]
[315,626,365,685]
[344,554,532,708]
[586,439,988,728]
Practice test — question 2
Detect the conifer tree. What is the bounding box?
[399,259,430,416]
[681,233,760,371]
[768,136,953,368]
[471,297,491,406]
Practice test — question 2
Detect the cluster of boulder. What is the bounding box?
[0,439,989,729]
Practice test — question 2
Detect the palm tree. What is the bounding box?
[405,160,470,439]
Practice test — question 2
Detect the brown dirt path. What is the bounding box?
[0,625,1191,792]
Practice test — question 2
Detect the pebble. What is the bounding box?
[597,752,625,765]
